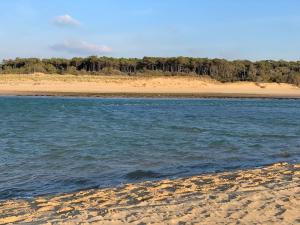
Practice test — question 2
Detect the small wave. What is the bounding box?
[61,177,91,186]
[272,151,291,158]
[223,165,242,170]
[208,140,227,148]
[249,143,263,149]
[189,162,215,170]
[81,155,97,161]
[125,170,162,180]
[261,134,297,139]
[0,188,32,200]
[169,125,205,133]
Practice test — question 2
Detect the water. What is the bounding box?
[0,97,300,200]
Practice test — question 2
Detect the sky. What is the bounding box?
[0,0,300,61]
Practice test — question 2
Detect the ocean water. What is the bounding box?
[0,97,300,200]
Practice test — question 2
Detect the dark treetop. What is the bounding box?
[1,56,300,85]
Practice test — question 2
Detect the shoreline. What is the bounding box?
[1,74,300,99]
[2,91,300,99]
[1,162,299,224]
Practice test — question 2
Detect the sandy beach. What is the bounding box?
[1,74,300,98]
[0,162,299,224]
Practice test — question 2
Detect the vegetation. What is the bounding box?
[1,56,300,85]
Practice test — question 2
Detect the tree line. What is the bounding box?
[1,56,300,85]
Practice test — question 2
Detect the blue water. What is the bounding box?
[0,97,300,199]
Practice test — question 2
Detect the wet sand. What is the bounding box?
[1,162,299,224]
[1,74,300,98]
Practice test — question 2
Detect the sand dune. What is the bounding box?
[0,74,300,98]
[0,162,299,224]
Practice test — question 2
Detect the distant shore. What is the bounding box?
[2,91,300,99]
[1,73,300,98]
[0,162,299,224]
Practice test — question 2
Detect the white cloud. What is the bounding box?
[54,14,81,27]
[50,40,112,55]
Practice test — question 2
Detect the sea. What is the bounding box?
[0,96,300,199]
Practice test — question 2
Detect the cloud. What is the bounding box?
[54,14,81,27]
[50,40,112,55]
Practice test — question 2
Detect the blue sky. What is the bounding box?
[0,0,300,61]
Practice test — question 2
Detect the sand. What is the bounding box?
[0,162,299,224]
[0,73,300,98]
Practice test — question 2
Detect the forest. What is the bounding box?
[1,56,300,85]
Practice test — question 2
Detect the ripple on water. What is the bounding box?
[0,97,300,199]
[125,170,162,180]
[169,125,206,133]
